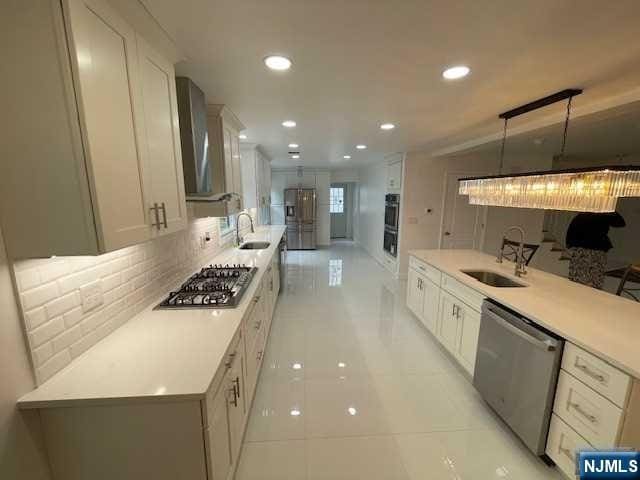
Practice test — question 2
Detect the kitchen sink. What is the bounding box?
[460,270,527,288]
[238,241,271,250]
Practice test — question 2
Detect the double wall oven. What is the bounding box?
[383,193,400,257]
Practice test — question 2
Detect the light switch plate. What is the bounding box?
[80,280,103,313]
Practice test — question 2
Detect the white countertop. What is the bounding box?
[409,249,640,379]
[18,226,286,409]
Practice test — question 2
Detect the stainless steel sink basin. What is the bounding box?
[238,241,271,250]
[461,270,527,288]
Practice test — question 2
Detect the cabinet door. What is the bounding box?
[457,304,481,376]
[422,277,440,335]
[223,127,234,194]
[271,172,286,205]
[137,36,187,236]
[406,269,425,319]
[317,207,330,246]
[387,161,402,190]
[438,291,460,355]
[64,0,151,251]
[206,384,232,480]
[227,350,245,466]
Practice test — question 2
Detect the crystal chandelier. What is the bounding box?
[458,89,640,212]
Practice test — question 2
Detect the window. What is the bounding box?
[330,187,344,214]
[219,214,236,239]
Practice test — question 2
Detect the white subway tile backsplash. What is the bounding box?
[30,317,65,347]
[45,291,80,319]
[63,307,83,328]
[38,350,72,383]
[24,307,48,330]
[51,324,83,353]
[16,268,41,291]
[33,342,54,366]
[21,282,60,311]
[13,213,257,384]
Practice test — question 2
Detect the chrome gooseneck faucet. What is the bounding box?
[236,212,255,246]
[497,226,527,277]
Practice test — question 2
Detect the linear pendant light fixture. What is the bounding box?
[458,89,640,212]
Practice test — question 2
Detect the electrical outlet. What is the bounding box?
[80,280,103,313]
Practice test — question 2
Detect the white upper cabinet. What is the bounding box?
[271,172,287,205]
[240,145,272,224]
[0,0,187,257]
[137,35,187,236]
[65,0,152,251]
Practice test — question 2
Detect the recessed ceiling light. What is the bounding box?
[290,409,301,416]
[288,143,299,148]
[292,154,300,159]
[264,55,292,71]
[239,134,247,140]
[442,65,470,80]
[380,123,395,130]
[282,120,296,128]
[343,155,351,159]
[356,144,367,150]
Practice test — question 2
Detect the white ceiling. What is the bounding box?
[142,0,640,168]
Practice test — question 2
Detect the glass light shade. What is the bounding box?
[458,167,640,213]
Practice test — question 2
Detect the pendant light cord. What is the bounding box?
[560,95,574,159]
[498,118,508,174]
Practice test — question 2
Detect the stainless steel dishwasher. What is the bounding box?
[474,299,564,457]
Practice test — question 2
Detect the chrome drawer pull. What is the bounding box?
[569,402,597,424]
[559,445,574,461]
[575,361,606,383]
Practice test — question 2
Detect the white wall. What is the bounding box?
[330,168,359,183]
[398,150,552,277]
[356,162,387,266]
[0,228,52,480]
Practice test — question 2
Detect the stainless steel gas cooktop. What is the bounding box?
[156,264,257,309]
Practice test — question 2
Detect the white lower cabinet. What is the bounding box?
[38,245,282,480]
[407,255,481,377]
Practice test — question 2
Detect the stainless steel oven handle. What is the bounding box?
[484,308,556,351]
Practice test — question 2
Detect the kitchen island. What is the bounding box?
[407,249,640,478]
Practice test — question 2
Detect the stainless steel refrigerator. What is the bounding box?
[285,188,317,250]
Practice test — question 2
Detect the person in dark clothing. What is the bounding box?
[565,212,626,289]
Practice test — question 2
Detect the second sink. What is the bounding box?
[461,270,527,288]
[238,241,271,250]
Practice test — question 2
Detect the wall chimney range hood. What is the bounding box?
[458,89,640,212]
[175,77,244,217]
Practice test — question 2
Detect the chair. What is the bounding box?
[615,265,640,302]
[500,238,540,266]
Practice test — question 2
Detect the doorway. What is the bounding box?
[439,172,487,249]
[330,183,354,239]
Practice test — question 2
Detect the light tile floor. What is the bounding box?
[236,243,563,479]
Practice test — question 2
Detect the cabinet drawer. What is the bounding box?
[547,413,591,479]
[203,331,242,426]
[562,343,630,408]
[441,274,484,312]
[409,257,441,285]
[553,371,623,448]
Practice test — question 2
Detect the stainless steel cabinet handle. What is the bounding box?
[225,352,236,369]
[160,202,168,228]
[569,402,597,424]
[233,376,241,400]
[574,361,606,383]
[150,203,161,230]
[254,320,261,330]
[559,445,574,461]
[228,386,238,407]
[257,350,263,361]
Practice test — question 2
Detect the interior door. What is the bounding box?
[440,172,487,249]
[65,0,151,251]
[330,184,347,238]
[137,36,187,236]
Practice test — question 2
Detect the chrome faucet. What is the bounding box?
[497,226,527,277]
[236,212,255,246]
